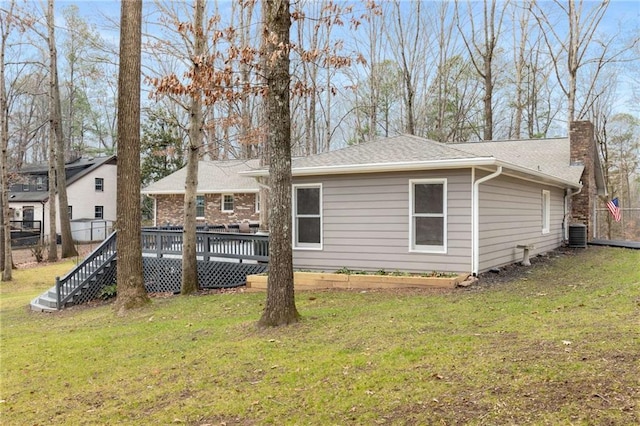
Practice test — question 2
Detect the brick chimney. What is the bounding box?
[569,121,598,239]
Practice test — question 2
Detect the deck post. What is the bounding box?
[55,276,61,309]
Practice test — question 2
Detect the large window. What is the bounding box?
[293,184,322,249]
[95,177,104,192]
[95,205,104,219]
[196,195,205,218]
[542,190,550,234]
[410,179,446,253]
[221,194,234,212]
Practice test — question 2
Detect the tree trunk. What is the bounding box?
[181,143,199,294]
[0,139,11,281]
[48,0,77,259]
[181,0,205,295]
[258,0,300,327]
[0,5,13,281]
[114,0,149,313]
[47,126,58,261]
[483,59,493,141]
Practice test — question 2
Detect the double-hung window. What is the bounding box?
[410,179,446,253]
[95,178,104,192]
[196,195,205,218]
[293,184,322,249]
[95,205,104,219]
[222,194,234,212]
[541,190,550,234]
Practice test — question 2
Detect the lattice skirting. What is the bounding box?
[72,261,118,306]
[143,258,268,293]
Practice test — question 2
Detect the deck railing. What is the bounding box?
[54,228,269,308]
[56,231,117,308]
[141,229,269,263]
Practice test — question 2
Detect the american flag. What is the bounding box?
[606,197,621,222]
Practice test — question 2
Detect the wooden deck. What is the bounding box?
[589,240,640,249]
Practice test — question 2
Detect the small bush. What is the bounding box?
[29,244,44,263]
[100,284,117,300]
[335,267,352,275]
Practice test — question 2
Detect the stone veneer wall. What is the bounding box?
[569,121,598,239]
[155,193,260,226]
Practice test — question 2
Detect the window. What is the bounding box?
[95,178,104,192]
[410,179,446,253]
[255,192,260,213]
[95,205,104,219]
[542,190,550,234]
[36,176,45,191]
[293,184,322,249]
[196,195,205,218]
[68,206,73,220]
[221,194,234,212]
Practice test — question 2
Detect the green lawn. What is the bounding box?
[1,247,639,425]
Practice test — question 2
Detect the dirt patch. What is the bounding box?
[12,243,97,269]
[472,246,582,288]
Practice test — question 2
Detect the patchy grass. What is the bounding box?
[1,247,638,425]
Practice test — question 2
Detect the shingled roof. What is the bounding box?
[241,134,584,189]
[452,138,584,184]
[142,159,261,195]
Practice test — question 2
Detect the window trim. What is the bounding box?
[94,205,104,219]
[292,183,323,250]
[221,194,234,213]
[95,177,104,192]
[542,190,550,234]
[196,195,205,219]
[409,178,447,254]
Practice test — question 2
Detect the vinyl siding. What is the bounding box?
[292,170,473,274]
[66,163,117,224]
[478,174,564,272]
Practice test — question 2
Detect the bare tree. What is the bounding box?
[47,0,77,258]
[0,0,20,280]
[531,0,610,125]
[180,0,205,295]
[388,0,425,135]
[258,0,300,327]
[114,0,149,313]
[455,0,509,140]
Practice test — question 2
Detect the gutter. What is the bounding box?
[472,166,503,276]
[239,158,581,190]
[240,157,496,178]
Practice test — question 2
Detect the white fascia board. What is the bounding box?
[240,157,497,177]
[240,157,582,189]
[494,160,582,189]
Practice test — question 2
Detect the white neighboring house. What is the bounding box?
[8,156,117,243]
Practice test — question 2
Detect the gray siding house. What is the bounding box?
[243,121,605,275]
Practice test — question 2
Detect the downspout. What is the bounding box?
[563,186,582,240]
[472,166,503,276]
